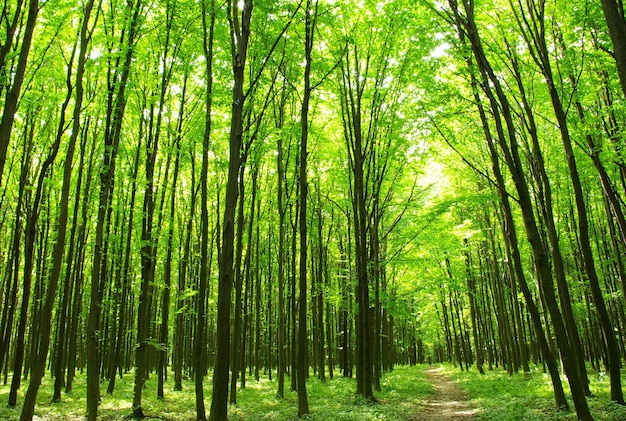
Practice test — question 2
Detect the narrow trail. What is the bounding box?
[411,366,479,421]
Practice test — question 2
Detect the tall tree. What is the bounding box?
[195,0,215,419]
[600,0,626,98]
[340,40,376,405]
[444,0,591,417]
[86,1,144,418]
[209,1,251,419]
[296,0,317,416]
[511,0,624,404]
[0,0,39,187]
[20,0,97,416]
[133,0,179,414]
[275,65,289,399]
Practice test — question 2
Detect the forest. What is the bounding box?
[2,0,626,420]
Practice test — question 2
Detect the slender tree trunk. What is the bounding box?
[464,240,485,374]
[276,79,288,398]
[67,127,96,393]
[106,135,141,395]
[195,1,215,418]
[600,0,626,98]
[240,166,259,390]
[174,165,196,392]
[209,2,251,420]
[447,0,572,411]
[315,191,326,383]
[290,200,298,390]
[133,105,159,419]
[8,106,63,409]
[515,0,624,403]
[255,224,263,382]
[0,137,31,381]
[174,141,197,393]
[20,2,96,415]
[295,1,316,416]
[0,0,39,187]
[158,141,180,400]
[370,203,382,390]
[505,42,590,393]
[230,163,247,405]
[340,41,376,403]
[55,127,88,398]
[86,0,142,414]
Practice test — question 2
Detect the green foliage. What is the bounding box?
[442,364,626,421]
[0,366,434,420]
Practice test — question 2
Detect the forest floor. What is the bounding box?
[4,364,626,420]
[412,366,478,420]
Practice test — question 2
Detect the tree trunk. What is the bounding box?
[504,41,589,389]
[209,2,251,420]
[297,2,315,416]
[106,137,142,395]
[600,0,626,98]
[86,1,143,418]
[464,240,484,374]
[9,107,62,408]
[0,0,39,187]
[339,31,377,402]
[67,127,97,393]
[447,0,573,412]
[0,137,31,381]
[516,0,624,404]
[230,162,248,404]
[20,1,96,415]
[276,77,288,397]
[290,200,298,390]
[158,139,181,400]
[195,1,215,419]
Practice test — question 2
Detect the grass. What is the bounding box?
[0,366,434,420]
[440,363,626,421]
[4,363,626,420]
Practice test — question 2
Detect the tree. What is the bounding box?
[194,0,215,419]
[296,0,317,415]
[20,0,97,416]
[0,0,39,187]
[444,0,591,417]
[340,42,376,402]
[511,0,624,404]
[86,1,144,418]
[600,0,626,97]
[209,1,252,419]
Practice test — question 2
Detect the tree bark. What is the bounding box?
[0,0,39,187]
[20,1,96,415]
[8,107,62,409]
[514,0,624,404]
[195,1,216,419]
[600,0,626,98]
[86,1,143,418]
[447,0,579,413]
[275,75,288,398]
[209,2,251,420]
[296,1,315,415]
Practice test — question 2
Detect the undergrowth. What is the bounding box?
[0,365,433,420]
[5,363,625,420]
[441,363,626,420]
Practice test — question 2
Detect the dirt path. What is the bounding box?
[411,366,478,420]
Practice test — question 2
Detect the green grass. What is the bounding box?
[4,364,625,420]
[0,366,434,420]
[440,363,626,421]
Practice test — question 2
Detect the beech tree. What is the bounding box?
[1,1,626,420]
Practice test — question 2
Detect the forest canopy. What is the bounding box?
[1,0,626,420]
